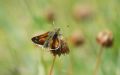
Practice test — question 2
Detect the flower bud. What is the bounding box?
[73,4,93,21]
[44,8,55,23]
[70,30,85,46]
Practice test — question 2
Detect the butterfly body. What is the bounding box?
[43,28,60,49]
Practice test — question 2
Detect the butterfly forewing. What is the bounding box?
[43,31,55,48]
[31,32,49,45]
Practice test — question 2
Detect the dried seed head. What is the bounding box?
[70,30,85,46]
[96,30,113,47]
[73,4,93,21]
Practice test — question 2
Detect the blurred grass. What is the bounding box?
[0,0,120,75]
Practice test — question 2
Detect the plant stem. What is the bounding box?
[94,47,104,75]
[49,55,56,75]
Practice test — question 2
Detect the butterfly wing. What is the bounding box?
[43,31,55,48]
[50,37,61,56]
[31,32,49,46]
[43,28,60,48]
[51,37,60,49]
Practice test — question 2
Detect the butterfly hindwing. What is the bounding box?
[51,37,60,49]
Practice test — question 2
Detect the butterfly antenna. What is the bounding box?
[52,20,60,29]
[52,20,56,29]
[53,21,55,26]
[49,55,56,75]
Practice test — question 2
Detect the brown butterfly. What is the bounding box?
[31,28,69,56]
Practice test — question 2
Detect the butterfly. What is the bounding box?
[31,28,69,56]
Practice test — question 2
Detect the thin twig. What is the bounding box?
[93,47,104,75]
[49,55,56,75]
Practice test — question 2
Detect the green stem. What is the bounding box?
[94,47,104,75]
[49,55,56,75]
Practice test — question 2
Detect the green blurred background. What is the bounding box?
[0,0,120,75]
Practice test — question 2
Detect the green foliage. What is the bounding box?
[0,0,120,75]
